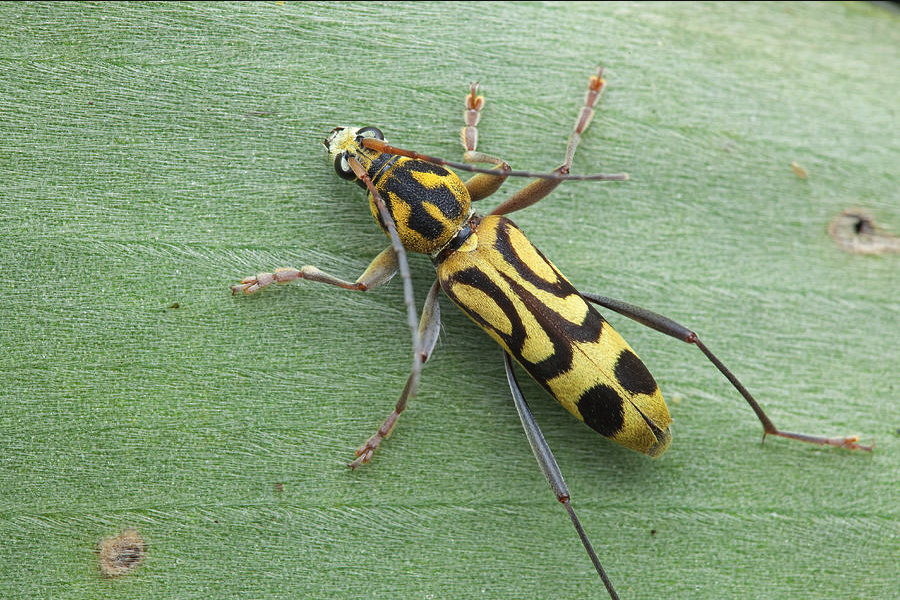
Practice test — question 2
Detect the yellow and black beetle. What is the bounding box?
[233,67,871,599]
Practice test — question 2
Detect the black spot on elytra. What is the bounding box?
[577,383,625,437]
[614,349,659,396]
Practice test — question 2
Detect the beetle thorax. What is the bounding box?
[369,156,472,255]
[324,126,472,255]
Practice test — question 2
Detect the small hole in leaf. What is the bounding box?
[853,216,875,235]
[827,208,900,255]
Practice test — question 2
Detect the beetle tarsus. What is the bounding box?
[348,444,377,470]
[766,430,873,451]
[231,268,303,295]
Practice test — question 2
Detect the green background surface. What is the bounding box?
[2,2,898,599]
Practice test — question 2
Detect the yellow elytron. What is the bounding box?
[233,68,870,599]
[437,212,672,456]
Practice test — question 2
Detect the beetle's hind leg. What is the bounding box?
[490,66,610,217]
[582,292,873,451]
[349,280,443,469]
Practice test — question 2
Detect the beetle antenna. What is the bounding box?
[502,352,621,600]
[347,156,423,400]
[360,137,627,181]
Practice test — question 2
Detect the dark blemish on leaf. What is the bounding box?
[827,208,900,255]
[169,302,180,309]
[650,529,657,536]
[243,110,276,119]
[98,528,145,577]
[274,482,284,492]
[853,217,875,235]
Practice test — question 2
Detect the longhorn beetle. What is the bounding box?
[233,67,872,599]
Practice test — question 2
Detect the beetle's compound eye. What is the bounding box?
[356,126,384,141]
[334,151,356,180]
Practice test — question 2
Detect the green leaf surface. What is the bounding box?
[2,2,898,599]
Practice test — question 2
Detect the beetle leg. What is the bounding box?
[491,66,609,216]
[231,246,398,295]
[461,81,484,154]
[459,82,511,202]
[502,351,621,600]
[563,65,607,172]
[582,293,874,451]
[349,280,442,469]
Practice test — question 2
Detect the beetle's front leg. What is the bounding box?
[459,82,511,202]
[490,66,609,216]
[349,280,442,469]
[231,246,398,295]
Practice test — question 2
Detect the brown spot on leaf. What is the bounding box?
[828,208,900,255]
[98,528,145,577]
